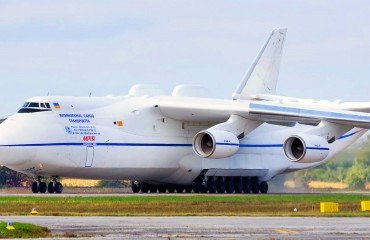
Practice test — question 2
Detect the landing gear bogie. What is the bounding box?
[129,178,269,194]
[31,177,63,194]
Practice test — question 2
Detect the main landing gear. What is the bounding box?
[31,177,63,194]
[130,177,269,194]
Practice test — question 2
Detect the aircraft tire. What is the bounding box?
[47,182,55,193]
[55,182,63,194]
[39,182,47,193]
[200,184,208,193]
[149,184,158,193]
[216,177,225,193]
[167,186,176,193]
[225,178,234,194]
[184,186,193,193]
[207,177,217,193]
[158,185,167,193]
[192,185,200,193]
[31,182,38,193]
[242,177,251,194]
[251,180,259,194]
[260,181,268,194]
[140,182,149,193]
[131,181,141,193]
[176,186,184,193]
[234,177,243,194]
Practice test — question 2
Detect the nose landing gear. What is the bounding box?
[31,177,63,194]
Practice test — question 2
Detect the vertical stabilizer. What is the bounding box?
[232,28,287,100]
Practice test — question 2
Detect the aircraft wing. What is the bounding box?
[156,97,370,128]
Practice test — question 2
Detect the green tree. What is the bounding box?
[345,150,370,189]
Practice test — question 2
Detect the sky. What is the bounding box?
[0,0,370,115]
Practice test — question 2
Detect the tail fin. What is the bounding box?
[232,28,287,100]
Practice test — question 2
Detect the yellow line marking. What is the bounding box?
[275,229,300,234]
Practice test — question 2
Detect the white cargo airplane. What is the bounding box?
[0,28,369,194]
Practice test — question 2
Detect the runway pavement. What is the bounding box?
[1,216,370,239]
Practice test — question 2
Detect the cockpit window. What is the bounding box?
[18,102,52,113]
[28,102,39,108]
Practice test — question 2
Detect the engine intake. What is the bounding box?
[284,134,329,163]
[193,130,239,159]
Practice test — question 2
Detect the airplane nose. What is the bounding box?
[0,117,32,167]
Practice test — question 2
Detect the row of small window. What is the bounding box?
[22,102,51,109]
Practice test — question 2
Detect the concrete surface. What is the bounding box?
[1,216,370,239]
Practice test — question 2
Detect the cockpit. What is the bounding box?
[18,102,52,113]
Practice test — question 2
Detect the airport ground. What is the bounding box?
[1,189,370,238]
[1,216,370,239]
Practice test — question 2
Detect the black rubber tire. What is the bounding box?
[216,178,225,194]
[192,185,200,193]
[184,186,193,193]
[167,186,176,193]
[158,185,167,193]
[31,182,38,193]
[140,182,149,193]
[47,182,55,193]
[200,184,208,193]
[242,178,251,194]
[131,181,140,193]
[225,178,234,194]
[149,184,158,193]
[55,182,63,194]
[207,177,217,193]
[176,186,184,193]
[39,182,47,193]
[251,181,259,194]
[260,181,268,194]
[234,177,243,194]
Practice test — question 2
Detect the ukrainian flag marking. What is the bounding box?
[53,102,61,109]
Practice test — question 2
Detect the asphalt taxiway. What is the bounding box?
[1,216,370,239]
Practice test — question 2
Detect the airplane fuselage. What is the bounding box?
[0,95,364,186]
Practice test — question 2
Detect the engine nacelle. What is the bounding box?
[193,130,239,159]
[283,134,330,163]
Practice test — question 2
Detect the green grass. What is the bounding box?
[0,221,51,238]
[0,194,370,217]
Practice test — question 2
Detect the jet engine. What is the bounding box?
[283,134,329,163]
[193,130,239,159]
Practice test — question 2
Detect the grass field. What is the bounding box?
[0,221,51,238]
[0,194,370,217]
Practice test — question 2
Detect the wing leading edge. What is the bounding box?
[156,97,370,129]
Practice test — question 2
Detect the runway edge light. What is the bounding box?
[6,222,15,230]
[320,202,339,213]
[361,201,370,211]
[30,208,38,215]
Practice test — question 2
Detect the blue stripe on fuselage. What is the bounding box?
[0,131,359,149]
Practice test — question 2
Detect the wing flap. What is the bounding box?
[249,103,370,128]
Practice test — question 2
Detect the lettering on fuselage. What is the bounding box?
[59,113,95,123]
[64,126,101,135]
[83,136,96,141]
